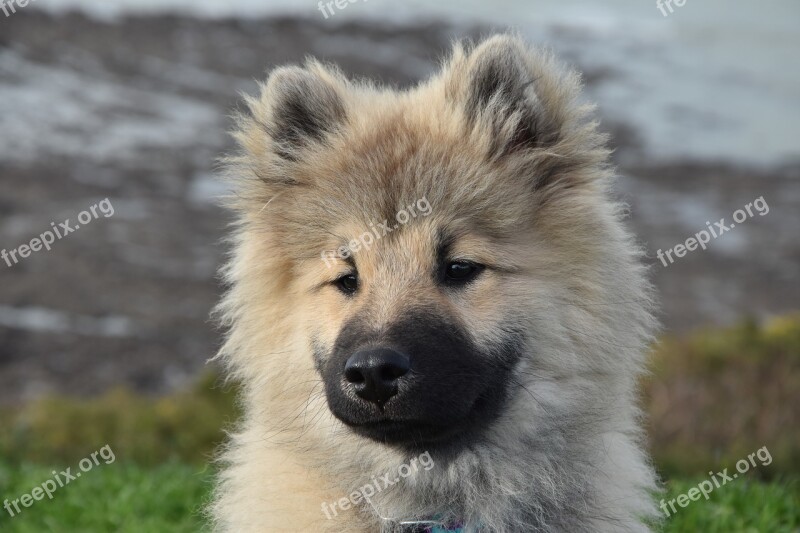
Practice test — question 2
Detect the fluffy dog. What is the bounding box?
[210,34,659,532]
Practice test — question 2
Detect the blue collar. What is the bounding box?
[430,525,463,533]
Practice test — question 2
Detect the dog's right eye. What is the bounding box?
[335,273,359,295]
[443,260,485,286]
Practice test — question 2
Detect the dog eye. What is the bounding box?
[444,261,484,284]
[335,273,359,295]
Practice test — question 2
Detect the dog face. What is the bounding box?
[258,36,553,449]
[219,36,650,457]
[297,127,535,448]
[316,232,525,446]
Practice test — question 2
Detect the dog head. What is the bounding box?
[218,35,654,457]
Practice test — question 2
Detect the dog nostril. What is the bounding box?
[344,366,366,384]
[343,348,410,405]
[380,363,407,381]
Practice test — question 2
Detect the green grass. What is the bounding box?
[0,462,213,532]
[659,477,800,532]
[0,461,797,532]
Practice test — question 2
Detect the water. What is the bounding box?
[32,0,800,166]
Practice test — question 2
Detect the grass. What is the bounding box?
[658,477,800,532]
[0,461,213,533]
[0,462,797,532]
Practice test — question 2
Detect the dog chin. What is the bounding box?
[341,416,478,447]
[346,419,465,446]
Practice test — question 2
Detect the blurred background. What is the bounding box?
[0,1,798,531]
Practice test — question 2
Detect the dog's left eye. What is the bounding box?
[444,261,484,284]
[335,273,359,295]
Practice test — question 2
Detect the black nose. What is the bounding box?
[344,348,410,406]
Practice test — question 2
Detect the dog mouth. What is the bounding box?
[328,380,514,449]
[334,390,501,447]
[343,418,472,446]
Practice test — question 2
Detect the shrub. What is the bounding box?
[0,372,239,465]
[646,314,800,478]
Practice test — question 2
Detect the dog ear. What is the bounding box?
[253,64,347,161]
[450,35,561,158]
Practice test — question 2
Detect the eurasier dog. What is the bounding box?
[211,34,659,532]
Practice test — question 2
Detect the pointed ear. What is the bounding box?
[448,35,561,158]
[251,63,347,161]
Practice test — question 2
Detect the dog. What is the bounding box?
[210,34,659,532]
